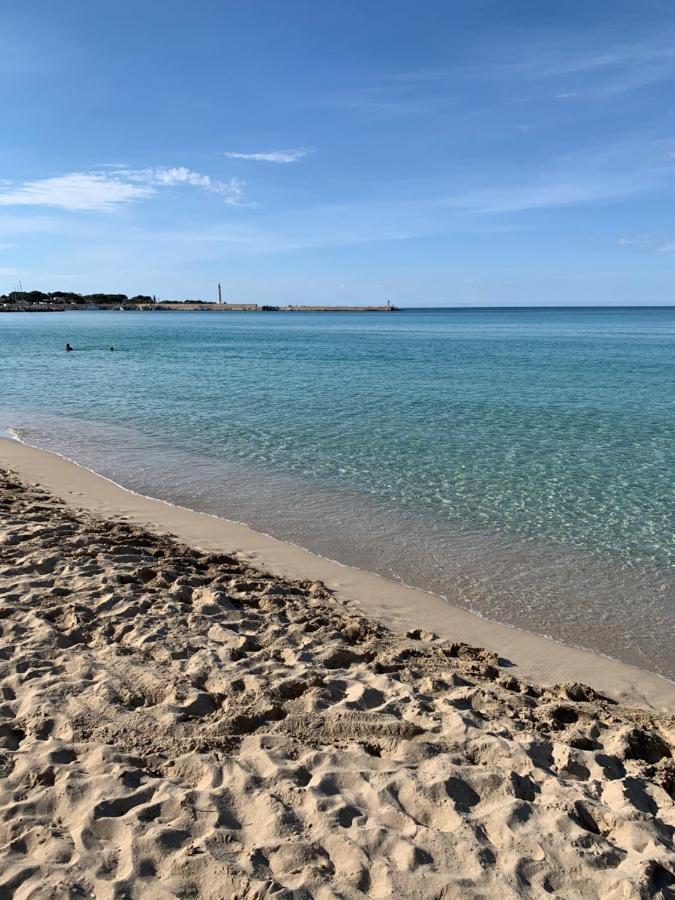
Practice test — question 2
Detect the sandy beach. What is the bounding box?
[0,441,674,898]
[2,438,674,715]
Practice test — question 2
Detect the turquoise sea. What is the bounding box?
[1,307,673,678]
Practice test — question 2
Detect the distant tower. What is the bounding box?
[218,283,222,305]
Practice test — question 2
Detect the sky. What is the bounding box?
[2,0,675,306]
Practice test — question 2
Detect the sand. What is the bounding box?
[0,459,674,898]
[1,438,674,716]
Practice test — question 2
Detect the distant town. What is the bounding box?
[0,289,398,314]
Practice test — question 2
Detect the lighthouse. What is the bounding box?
[218,283,222,305]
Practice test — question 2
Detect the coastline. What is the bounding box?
[2,445,674,896]
[0,302,397,313]
[2,434,673,714]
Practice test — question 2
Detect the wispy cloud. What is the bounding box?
[445,176,643,214]
[338,33,675,121]
[0,173,153,211]
[386,32,675,101]
[615,233,675,253]
[223,149,308,163]
[0,166,246,211]
[340,93,443,118]
[129,166,246,204]
[616,232,657,248]
[439,136,675,214]
[523,37,675,96]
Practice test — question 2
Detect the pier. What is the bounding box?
[149,302,398,312]
[0,291,399,313]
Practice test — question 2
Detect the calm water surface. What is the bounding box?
[1,308,673,677]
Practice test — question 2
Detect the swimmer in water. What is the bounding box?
[110,346,114,351]
[65,343,73,352]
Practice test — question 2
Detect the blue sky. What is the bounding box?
[2,0,675,306]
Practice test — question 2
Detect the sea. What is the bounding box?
[1,307,673,679]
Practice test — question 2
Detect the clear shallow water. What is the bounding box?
[1,308,673,677]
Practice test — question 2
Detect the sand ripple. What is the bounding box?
[0,470,673,898]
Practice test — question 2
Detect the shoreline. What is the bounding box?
[2,435,673,713]
[0,303,398,313]
[3,462,673,896]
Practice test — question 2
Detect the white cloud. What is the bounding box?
[215,177,246,205]
[657,241,675,253]
[223,149,308,163]
[0,166,246,211]
[128,167,246,204]
[144,167,213,187]
[0,173,154,211]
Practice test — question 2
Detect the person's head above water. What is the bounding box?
[110,346,114,351]
[65,343,73,352]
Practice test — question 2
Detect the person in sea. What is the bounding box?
[110,346,114,351]
[65,343,73,352]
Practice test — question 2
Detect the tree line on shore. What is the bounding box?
[1,291,155,306]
